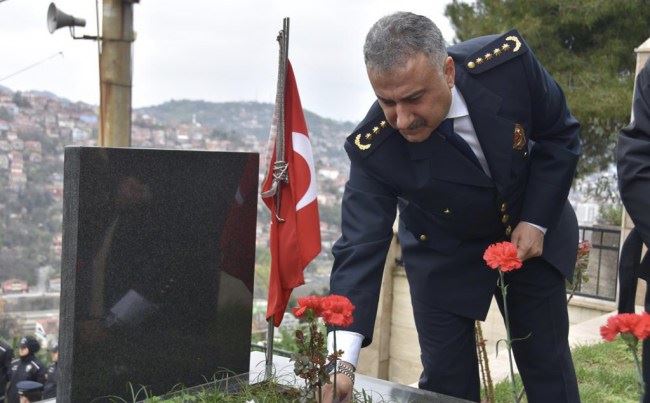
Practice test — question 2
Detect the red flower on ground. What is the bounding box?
[483,242,523,272]
[600,313,650,341]
[320,295,355,328]
[292,295,324,318]
[577,240,591,258]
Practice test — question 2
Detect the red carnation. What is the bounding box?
[320,295,355,328]
[292,295,324,318]
[577,240,591,258]
[600,313,650,342]
[483,242,523,272]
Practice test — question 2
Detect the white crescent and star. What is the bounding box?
[292,131,317,211]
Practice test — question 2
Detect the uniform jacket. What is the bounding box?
[6,356,46,403]
[43,362,58,399]
[0,341,12,399]
[330,30,580,347]
[618,60,650,246]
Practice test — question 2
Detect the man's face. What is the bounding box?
[368,53,455,143]
[19,346,29,357]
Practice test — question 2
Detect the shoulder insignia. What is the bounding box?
[346,119,392,158]
[464,29,528,74]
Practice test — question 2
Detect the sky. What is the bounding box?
[0,0,457,122]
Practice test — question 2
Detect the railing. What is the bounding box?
[568,225,621,301]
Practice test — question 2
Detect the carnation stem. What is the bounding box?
[333,330,338,402]
[629,341,645,398]
[499,270,519,403]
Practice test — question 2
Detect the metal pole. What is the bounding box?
[99,0,134,147]
[265,17,290,380]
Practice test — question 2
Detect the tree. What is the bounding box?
[445,0,650,177]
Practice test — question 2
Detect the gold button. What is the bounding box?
[502,214,510,224]
[505,226,512,236]
[419,234,427,241]
[467,61,476,69]
[443,208,451,214]
[501,203,507,212]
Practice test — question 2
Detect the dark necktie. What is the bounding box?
[436,118,483,170]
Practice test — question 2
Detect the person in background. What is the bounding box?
[0,339,13,402]
[43,344,59,399]
[5,337,45,403]
[42,344,58,399]
[617,59,650,403]
[15,381,43,403]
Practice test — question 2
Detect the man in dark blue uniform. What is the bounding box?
[326,12,581,403]
[0,339,13,402]
[42,344,58,399]
[6,337,45,403]
[618,59,650,402]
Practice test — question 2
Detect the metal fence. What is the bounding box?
[568,225,621,301]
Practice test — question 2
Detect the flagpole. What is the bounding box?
[265,16,290,380]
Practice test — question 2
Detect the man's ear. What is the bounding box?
[444,56,455,89]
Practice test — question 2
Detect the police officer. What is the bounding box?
[326,12,581,403]
[6,337,45,403]
[15,381,43,403]
[618,59,650,402]
[0,339,13,402]
[42,343,58,400]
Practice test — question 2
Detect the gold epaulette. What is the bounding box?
[346,118,392,158]
[464,29,528,74]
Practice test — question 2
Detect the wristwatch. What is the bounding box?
[328,360,355,384]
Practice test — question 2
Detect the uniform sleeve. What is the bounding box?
[618,62,650,245]
[329,153,397,347]
[1,347,11,384]
[519,44,581,229]
[6,355,13,381]
[35,361,47,384]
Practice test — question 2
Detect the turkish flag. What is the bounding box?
[262,61,321,327]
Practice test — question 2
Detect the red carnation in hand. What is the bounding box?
[600,313,650,341]
[577,240,591,258]
[483,241,523,272]
[320,295,355,328]
[292,295,324,318]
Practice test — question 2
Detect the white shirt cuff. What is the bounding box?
[522,221,547,235]
[327,330,363,369]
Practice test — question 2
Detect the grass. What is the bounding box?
[491,338,641,402]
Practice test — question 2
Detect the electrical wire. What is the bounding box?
[0,52,64,83]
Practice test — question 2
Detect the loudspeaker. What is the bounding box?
[47,3,86,34]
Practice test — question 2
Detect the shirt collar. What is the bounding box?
[446,86,469,120]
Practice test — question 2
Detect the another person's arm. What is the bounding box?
[618,61,650,245]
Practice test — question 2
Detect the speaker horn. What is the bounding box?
[47,3,86,34]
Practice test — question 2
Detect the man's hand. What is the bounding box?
[511,222,544,261]
[320,373,354,403]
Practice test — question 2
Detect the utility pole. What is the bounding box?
[99,0,137,147]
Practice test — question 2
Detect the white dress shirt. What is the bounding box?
[328,86,545,368]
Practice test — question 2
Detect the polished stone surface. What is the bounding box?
[59,147,258,402]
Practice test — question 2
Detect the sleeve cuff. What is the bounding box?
[327,330,363,369]
[522,221,547,235]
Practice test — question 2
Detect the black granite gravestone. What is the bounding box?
[58,147,258,402]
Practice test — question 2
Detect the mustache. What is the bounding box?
[406,119,426,130]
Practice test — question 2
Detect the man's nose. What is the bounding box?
[394,103,412,130]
